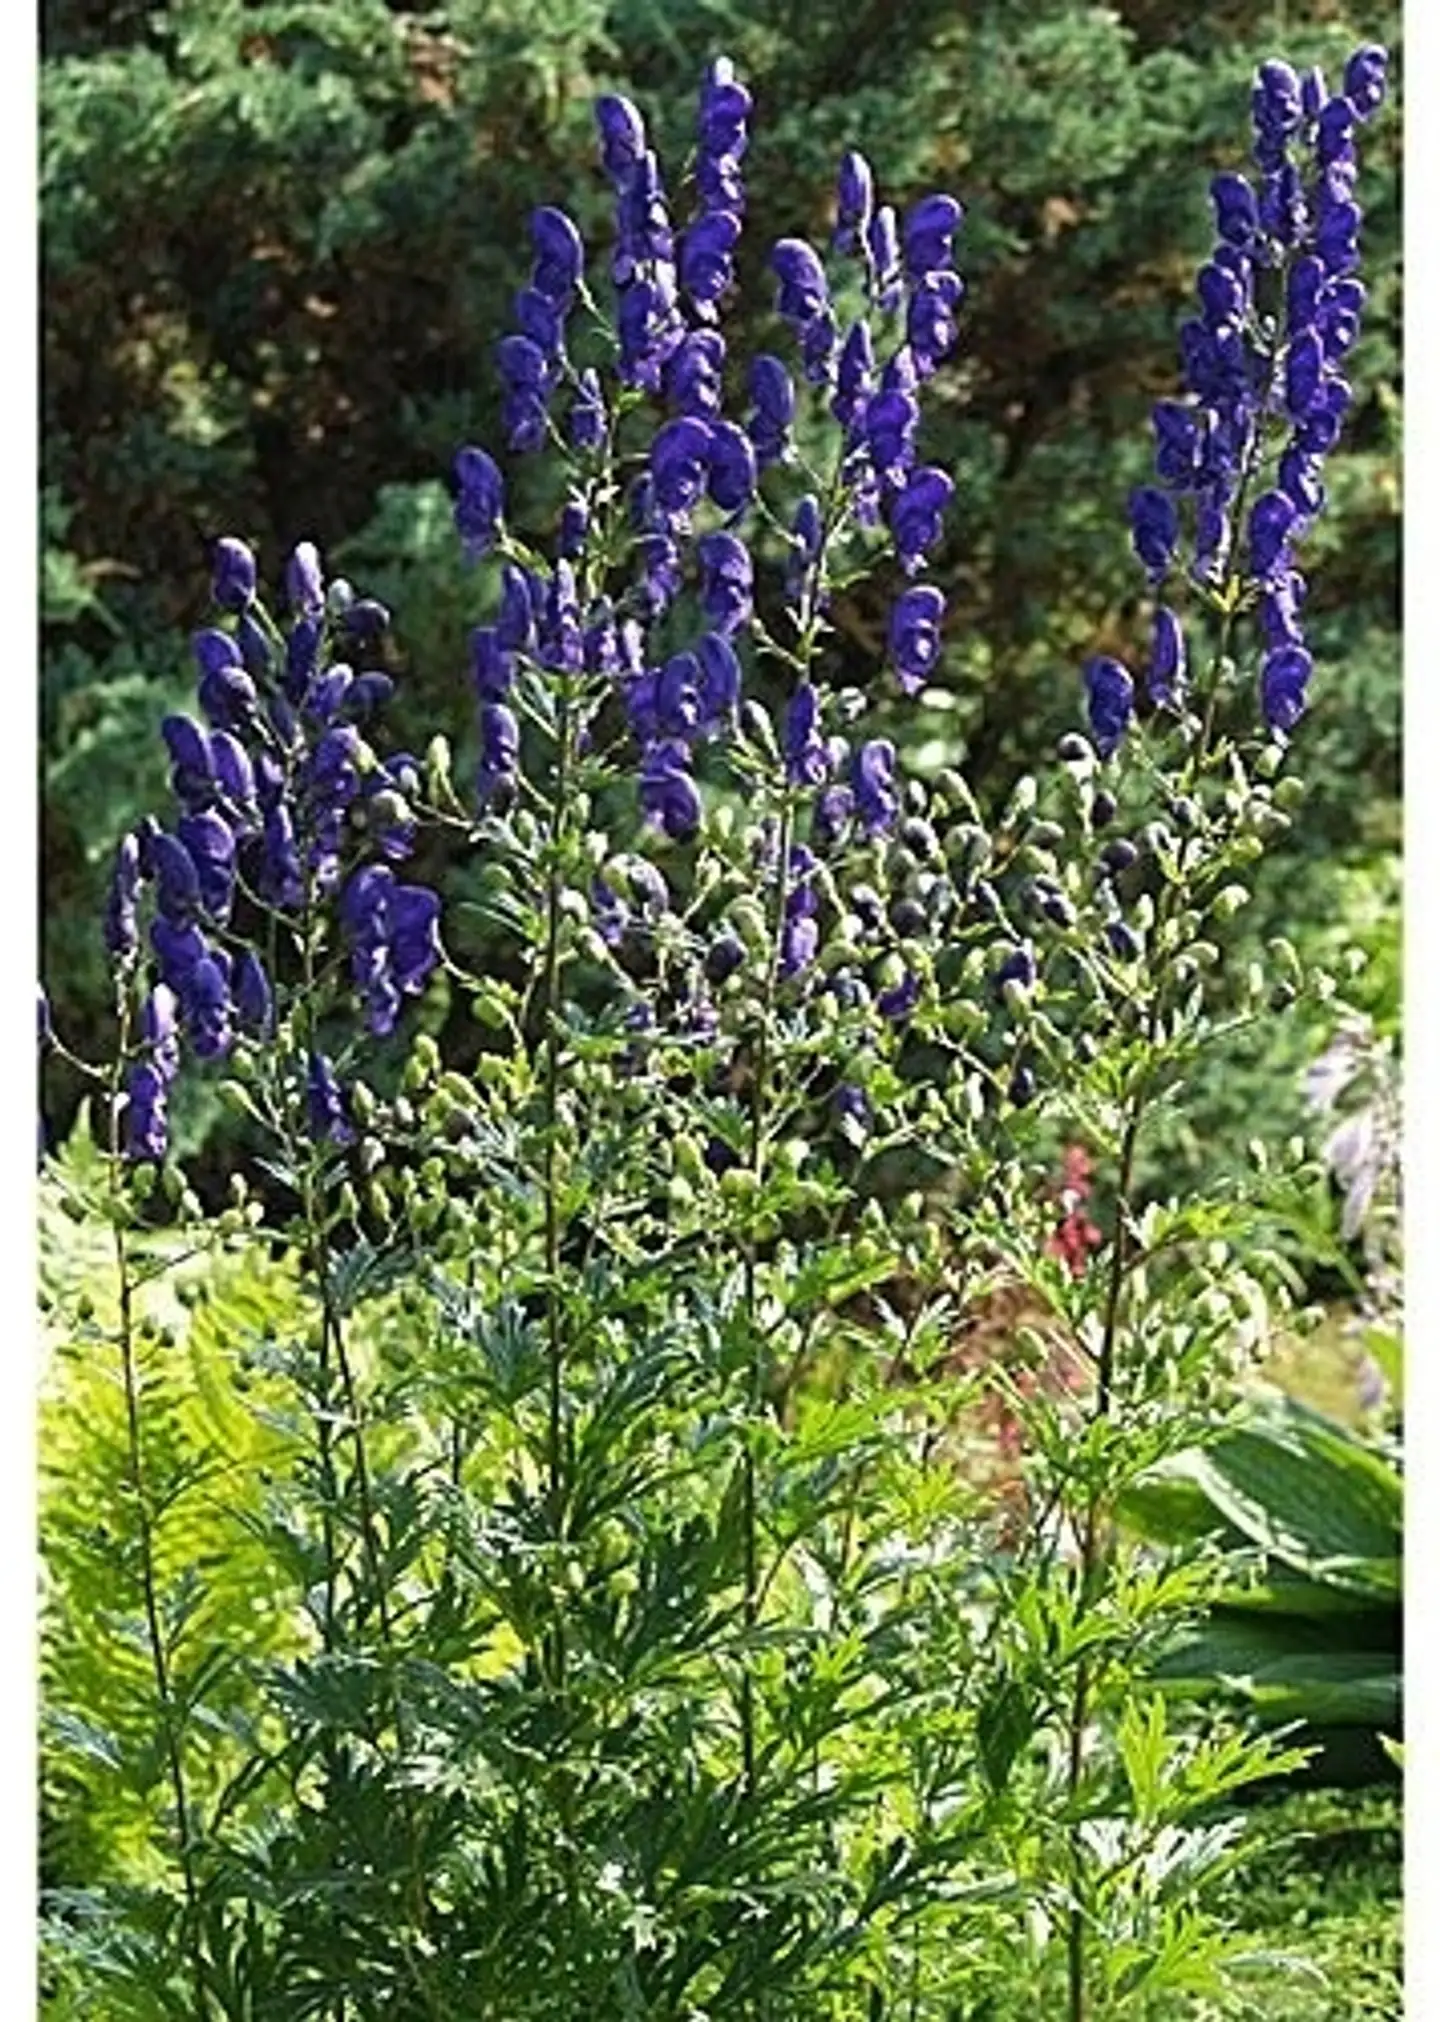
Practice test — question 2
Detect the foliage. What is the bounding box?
[1121,1396,1401,1781]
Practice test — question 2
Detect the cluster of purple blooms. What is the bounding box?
[104,537,441,1159]
[65,50,1389,1173]
[449,55,965,1033]
[1085,42,1388,757]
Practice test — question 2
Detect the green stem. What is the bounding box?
[105,1034,211,2018]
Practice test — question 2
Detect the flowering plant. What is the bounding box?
[39,40,1392,2021]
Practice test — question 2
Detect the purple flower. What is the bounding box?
[103,834,142,963]
[877,969,921,1023]
[193,630,259,735]
[706,421,757,513]
[748,353,795,465]
[906,271,964,376]
[286,540,325,616]
[834,1083,869,1133]
[1249,489,1298,582]
[832,320,874,433]
[696,632,742,721]
[864,388,919,489]
[904,194,963,278]
[668,330,726,417]
[1129,487,1179,581]
[867,205,901,308]
[147,830,202,925]
[781,849,820,977]
[181,953,233,1061]
[307,1053,354,1145]
[812,785,854,851]
[680,209,741,312]
[1084,656,1134,759]
[853,739,898,835]
[1260,643,1313,732]
[123,1062,169,1162]
[995,941,1037,993]
[1211,171,1260,249]
[498,334,552,453]
[640,742,702,841]
[783,683,829,786]
[788,494,824,605]
[596,94,647,187]
[151,918,206,994]
[234,950,274,1036]
[834,150,874,254]
[888,585,946,695]
[651,417,713,517]
[454,446,505,560]
[478,701,520,804]
[1148,607,1187,709]
[177,810,237,923]
[890,465,954,572]
[771,238,828,323]
[1343,45,1388,120]
[696,532,753,635]
[705,930,746,985]
[212,537,257,612]
[570,369,606,451]
[259,803,304,910]
[1284,327,1325,420]
[162,715,215,809]
[698,57,751,168]
[141,984,180,1083]
[471,627,513,702]
[531,206,584,301]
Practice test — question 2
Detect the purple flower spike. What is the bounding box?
[1084,656,1134,758]
[888,584,946,695]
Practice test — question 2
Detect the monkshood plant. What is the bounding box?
[38,41,1391,2022]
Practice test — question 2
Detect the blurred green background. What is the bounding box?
[40,0,1400,1176]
